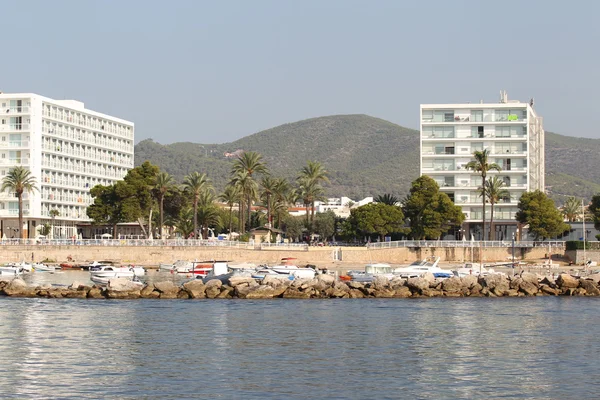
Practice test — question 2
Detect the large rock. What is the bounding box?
[442,277,464,293]
[3,278,35,297]
[480,274,510,294]
[183,280,207,299]
[106,289,141,299]
[461,275,478,289]
[347,281,364,290]
[316,274,336,286]
[586,273,600,284]
[140,284,159,298]
[108,278,144,292]
[556,274,579,289]
[87,287,105,298]
[520,272,539,286]
[394,286,412,298]
[349,289,365,298]
[373,288,395,298]
[371,275,390,288]
[154,281,180,296]
[262,275,293,287]
[406,277,429,293]
[283,288,311,299]
[205,285,221,299]
[421,272,435,284]
[540,284,560,296]
[228,276,258,287]
[204,279,223,289]
[579,280,600,296]
[389,277,407,289]
[519,280,539,296]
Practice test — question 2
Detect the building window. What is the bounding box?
[471,110,483,122]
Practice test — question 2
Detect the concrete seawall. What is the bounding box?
[2,244,557,266]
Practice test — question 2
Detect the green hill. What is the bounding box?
[134,114,600,204]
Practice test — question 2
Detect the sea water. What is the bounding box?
[0,295,598,399]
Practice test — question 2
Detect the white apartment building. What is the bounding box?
[0,92,134,239]
[420,91,544,240]
[315,196,374,218]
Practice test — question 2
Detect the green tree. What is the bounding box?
[183,172,210,238]
[87,185,122,238]
[402,176,465,240]
[562,196,582,222]
[231,151,268,232]
[345,202,407,241]
[589,194,600,231]
[272,177,292,229]
[298,161,329,224]
[465,149,501,240]
[296,177,325,229]
[197,190,219,239]
[39,223,51,237]
[117,161,159,236]
[154,171,175,239]
[481,177,509,240]
[260,176,278,228]
[49,209,60,238]
[516,190,570,240]
[219,184,240,236]
[282,214,304,242]
[374,194,400,206]
[229,170,258,234]
[314,210,336,243]
[176,207,195,239]
[1,166,38,239]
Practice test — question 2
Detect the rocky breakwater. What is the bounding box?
[3,272,600,299]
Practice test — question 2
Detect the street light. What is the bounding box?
[512,232,515,276]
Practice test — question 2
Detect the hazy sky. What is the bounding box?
[2,0,598,144]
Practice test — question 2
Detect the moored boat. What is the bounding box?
[392,257,453,279]
[0,265,25,277]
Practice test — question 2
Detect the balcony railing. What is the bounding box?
[0,107,30,114]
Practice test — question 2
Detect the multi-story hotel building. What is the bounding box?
[420,91,544,240]
[0,92,134,238]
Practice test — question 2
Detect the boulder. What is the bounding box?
[293,278,316,289]
[371,275,390,288]
[205,286,221,299]
[444,292,462,297]
[140,284,159,298]
[480,274,510,293]
[506,289,520,297]
[406,277,429,293]
[349,289,365,298]
[373,289,395,298]
[579,280,600,296]
[326,287,350,298]
[204,279,223,289]
[393,286,412,298]
[154,281,180,296]
[216,288,232,299]
[316,274,336,286]
[509,277,522,290]
[108,278,144,292]
[183,280,207,299]
[64,289,88,299]
[282,288,311,299]
[347,281,364,290]
[421,272,435,283]
[68,281,88,290]
[421,289,443,297]
[519,280,539,296]
[520,272,539,286]
[389,277,406,289]
[540,276,557,288]
[3,278,36,297]
[228,276,258,287]
[586,273,600,284]
[540,284,560,296]
[556,274,579,289]
[107,289,141,299]
[460,275,478,289]
[442,277,464,293]
[87,287,105,298]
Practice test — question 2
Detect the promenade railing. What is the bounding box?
[366,240,566,249]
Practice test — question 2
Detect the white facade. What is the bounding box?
[314,196,374,218]
[420,92,544,240]
[0,93,134,238]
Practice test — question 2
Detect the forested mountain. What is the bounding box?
[134,114,600,204]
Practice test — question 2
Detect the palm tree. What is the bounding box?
[260,176,278,228]
[297,177,325,229]
[176,207,195,239]
[49,209,60,238]
[229,170,258,233]
[183,172,210,239]
[298,161,329,224]
[562,197,581,222]
[231,151,267,231]
[272,178,291,229]
[375,194,400,206]
[1,166,38,239]
[465,149,501,240]
[197,189,217,239]
[219,184,240,237]
[154,171,175,239]
[481,177,509,240]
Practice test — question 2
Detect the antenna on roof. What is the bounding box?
[529,97,534,107]
[499,90,508,103]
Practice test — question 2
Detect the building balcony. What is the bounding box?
[0,124,30,132]
[0,209,30,217]
[0,107,30,115]
[0,158,30,166]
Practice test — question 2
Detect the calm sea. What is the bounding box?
[0,278,599,399]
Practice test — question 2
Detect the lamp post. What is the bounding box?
[582,198,587,269]
[512,232,515,276]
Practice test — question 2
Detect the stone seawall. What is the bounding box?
[2,272,599,300]
[3,245,553,265]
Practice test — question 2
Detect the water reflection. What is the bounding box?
[0,298,599,399]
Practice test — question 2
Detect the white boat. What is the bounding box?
[32,263,57,272]
[254,258,316,279]
[0,265,24,277]
[393,257,454,279]
[8,261,33,273]
[348,263,396,283]
[159,260,194,273]
[91,275,145,287]
[90,265,146,281]
[453,262,506,277]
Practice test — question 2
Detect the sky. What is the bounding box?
[1,0,598,144]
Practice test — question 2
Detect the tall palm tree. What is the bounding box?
[183,172,210,239]
[231,151,267,232]
[297,177,325,229]
[298,161,329,224]
[176,207,195,239]
[375,194,400,206]
[272,177,291,229]
[465,149,501,240]
[1,166,38,239]
[197,189,217,239]
[49,209,60,238]
[154,171,174,239]
[562,197,581,222]
[481,177,510,240]
[229,170,258,233]
[219,184,240,236]
[260,176,278,228]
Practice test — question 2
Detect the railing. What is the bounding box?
[0,239,310,249]
[367,240,566,249]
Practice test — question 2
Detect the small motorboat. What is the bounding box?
[393,257,453,279]
[33,263,57,272]
[348,263,395,283]
[0,265,25,277]
[92,275,145,287]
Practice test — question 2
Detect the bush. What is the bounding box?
[566,241,600,250]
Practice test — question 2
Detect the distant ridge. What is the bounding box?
[134,114,600,203]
